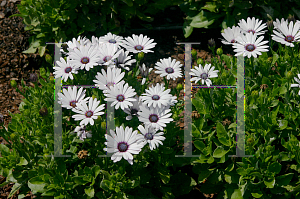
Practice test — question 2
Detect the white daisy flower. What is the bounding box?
[68,44,101,71]
[57,86,90,110]
[103,126,145,165]
[73,125,92,141]
[140,83,173,109]
[139,63,153,85]
[123,95,143,120]
[291,74,300,95]
[98,32,125,49]
[138,104,173,131]
[190,64,219,87]
[53,57,79,82]
[122,34,157,54]
[62,36,91,55]
[162,95,178,110]
[104,82,137,111]
[154,57,183,81]
[71,97,105,126]
[93,67,125,93]
[114,49,136,71]
[271,20,300,47]
[232,32,269,58]
[136,125,166,150]
[220,26,243,45]
[98,43,121,66]
[273,18,289,30]
[238,17,267,36]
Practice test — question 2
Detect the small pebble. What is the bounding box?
[0,0,6,7]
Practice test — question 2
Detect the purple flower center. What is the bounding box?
[81,57,90,64]
[245,44,256,52]
[231,39,236,43]
[145,133,154,140]
[103,56,112,62]
[149,114,158,123]
[152,95,160,100]
[285,35,294,43]
[85,111,93,118]
[106,82,115,88]
[200,73,208,80]
[70,101,77,108]
[65,67,72,73]
[117,95,125,102]
[135,45,143,51]
[109,39,116,43]
[165,67,174,74]
[118,142,128,152]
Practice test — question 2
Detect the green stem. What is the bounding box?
[250,56,254,80]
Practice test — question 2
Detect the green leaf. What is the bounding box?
[213,146,228,158]
[92,165,101,179]
[194,140,206,151]
[159,171,170,184]
[73,176,89,185]
[190,10,214,28]
[276,173,294,186]
[122,0,133,6]
[17,157,28,166]
[8,182,23,198]
[183,20,193,38]
[201,2,217,12]
[0,143,10,156]
[192,98,206,114]
[251,192,263,198]
[231,189,243,199]
[277,120,288,130]
[22,45,37,54]
[268,162,282,174]
[227,75,236,85]
[262,76,272,88]
[28,177,47,194]
[192,123,200,138]
[207,156,214,164]
[85,187,95,197]
[264,177,275,188]
[216,122,231,146]
[38,46,46,57]
[100,179,111,192]
[272,53,279,66]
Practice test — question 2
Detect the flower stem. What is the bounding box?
[250,56,254,80]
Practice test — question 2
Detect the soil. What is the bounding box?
[0,1,235,198]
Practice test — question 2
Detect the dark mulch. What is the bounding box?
[0,1,234,198]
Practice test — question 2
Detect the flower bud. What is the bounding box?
[176,83,183,91]
[10,80,17,88]
[266,20,273,30]
[45,54,53,64]
[138,52,144,60]
[267,57,273,64]
[208,38,215,48]
[286,71,293,80]
[197,58,204,65]
[216,48,223,56]
[288,14,295,23]
[29,73,38,82]
[10,133,16,140]
[101,121,106,129]
[191,49,197,59]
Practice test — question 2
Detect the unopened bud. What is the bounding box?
[176,83,183,91]
[39,68,46,77]
[251,90,259,97]
[138,52,144,60]
[191,49,197,59]
[101,121,106,129]
[286,71,293,80]
[216,48,223,55]
[197,58,204,65]
[10,80,17,88]
[208,38,215,48]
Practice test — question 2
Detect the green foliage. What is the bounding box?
[180,0,300,38]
